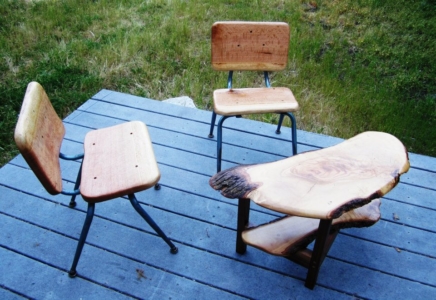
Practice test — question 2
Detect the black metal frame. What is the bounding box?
[58,153,176,278]
[59,152,84,208]
[208,71,297,172]
[68,193,178,278]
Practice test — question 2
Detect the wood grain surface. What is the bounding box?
[14,82,65,194]
[242,199,381,256]
[80,121,160,202]
[213,87,299,115]
[210,131,410,219]
[211,21,290,71]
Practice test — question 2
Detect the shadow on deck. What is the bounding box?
[1,90,435,299]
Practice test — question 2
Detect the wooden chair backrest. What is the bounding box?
[14,82,65,195]
[211,21,290,71]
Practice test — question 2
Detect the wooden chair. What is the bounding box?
[208,21,299,172]
[14,82,178,278]
[210,131,410,289]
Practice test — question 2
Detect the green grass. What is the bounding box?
[1,0,435,166]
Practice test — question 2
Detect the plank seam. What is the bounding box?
[383,195,436,211]
[2,178,434,260]
[86,96,307,145]
[332,254,436,288]
[68,110,297,156]
[399,181,436,192]
[409,166,436,175]
[0,213,251,299]
[75,105,303,145]
[340,231,436,259]
[0,243,138,299]
[77,99,434,172]
[0,284,28,300]
[5,156,436,230]
[1,184,431,296]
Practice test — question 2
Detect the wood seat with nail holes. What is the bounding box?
[80,121,160,203]
[208,21,299,172]
[209,131,410,289]
[213,87,299,116]
[211,21,298,115]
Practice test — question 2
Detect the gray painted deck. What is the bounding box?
[1,90,435,299]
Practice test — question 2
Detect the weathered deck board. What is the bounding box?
[3,159,436,291]
[1,89,435,299]
[0,247,131,300]
[86,90,436,172]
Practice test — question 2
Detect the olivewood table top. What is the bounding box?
[210,131,410,219]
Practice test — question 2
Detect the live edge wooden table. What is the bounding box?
[209,131,410,289]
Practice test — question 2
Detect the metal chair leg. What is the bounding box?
[217,116,230,172]
[275,112,298,155]
[215,111,296,172]
[128,194,178,254]
[288,112,298,155]
[305,219,332,289]
[208,111,217,138]
[275,113,286,134]
[69,162,83,208]
[236,198,250,254]
[68,202,95,278]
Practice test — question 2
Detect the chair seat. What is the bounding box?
[213,87,299,115]
[80,121,160,202]
[242,199,381,256]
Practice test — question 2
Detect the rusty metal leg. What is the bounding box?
[236,198,251,254]
[305,219,332,289]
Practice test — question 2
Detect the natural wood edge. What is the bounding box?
[210,132,409,220]
[16,149,62,196]
[242,199,381,257]
[209,164,258,199]
[14,81,65,195]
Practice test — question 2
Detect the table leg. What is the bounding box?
[236,198,250,254]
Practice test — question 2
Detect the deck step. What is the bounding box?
[242,199,381,256]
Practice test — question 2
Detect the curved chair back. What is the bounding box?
[14,81,65,194]
[211,21,290,71]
